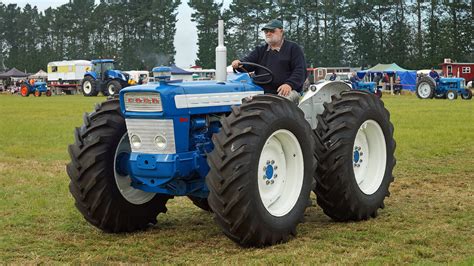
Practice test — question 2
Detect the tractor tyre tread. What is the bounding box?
[206,95,316,247]
[461,89,472,100]
[66,99,170,233]
[313,90,396,222]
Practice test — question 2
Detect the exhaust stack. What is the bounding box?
[215,19,227,82]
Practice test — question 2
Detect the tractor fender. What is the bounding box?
[298,81,351,130]
[84,72,98,80]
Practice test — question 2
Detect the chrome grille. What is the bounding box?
[124,92,163,112]
[125,119,176,154]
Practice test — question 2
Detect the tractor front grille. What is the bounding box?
[125,118,176,154]
[124,92,163,112]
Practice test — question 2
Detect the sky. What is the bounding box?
[1,0,231,68]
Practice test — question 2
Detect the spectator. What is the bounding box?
[329,72,337,81]
[350,72,360,89]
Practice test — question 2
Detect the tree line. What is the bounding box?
[0,0,472,73]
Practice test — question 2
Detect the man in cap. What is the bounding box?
[231,19,306,103]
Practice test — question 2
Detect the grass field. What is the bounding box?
[0,93,473,264]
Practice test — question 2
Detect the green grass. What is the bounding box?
[0,93,473,264]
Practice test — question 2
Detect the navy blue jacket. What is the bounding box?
[240,40,306,94]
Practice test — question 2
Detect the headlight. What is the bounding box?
[130,134,142,149]
[124,92,163,112]
[154,134,167,150]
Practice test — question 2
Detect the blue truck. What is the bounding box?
[82,59,131,97]
[67,21,396,247]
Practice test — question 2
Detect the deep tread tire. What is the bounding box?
[66,99,170,233]
[188,196,212,212]
[206,95,316,247]
[82,76,99,96]
[416,76,435,99]
[313,90,396,221]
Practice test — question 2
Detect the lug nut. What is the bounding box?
[263,166,267,171]
[271,160,275,165]
[263,175,267,180]
[266,160,270,165]
[266,180,270,185]
[271,180,274,184]
[360,152,363,156]
[274,166,278,170]
[274,174,278,178]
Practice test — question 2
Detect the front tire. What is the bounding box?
[313,90,396,221]
[446,90,457,100]
[206,95,316,247]
[461,89,472,100]
[66,99,170,232]
[82,76,98,96]
[104,80,122,96]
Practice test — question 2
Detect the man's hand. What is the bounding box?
[277,84,292,96]
[231,60,241,69]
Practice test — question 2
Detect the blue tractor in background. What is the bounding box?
[66,21,396,247]
[82,59,131,97]
[416,76,472,100]
[20,81,51,97]
[352,81,382,98]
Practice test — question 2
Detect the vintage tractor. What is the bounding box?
[416,76,472,100]
[67,21,396,247]
[20,81,52,97]
[352,81,382,98]
[81,59,131,97]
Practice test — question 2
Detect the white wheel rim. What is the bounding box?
[83,81,92,94]
[447,92,454,99]
[418,82,431,98]
[108,84,115,95]
[114,134,155,205]
[257,129,304,217]
[353,120,387,195]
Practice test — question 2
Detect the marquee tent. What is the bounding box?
[357,63,417,91]
[0,68,29,79]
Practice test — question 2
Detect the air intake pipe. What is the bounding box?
[215,19,227,82]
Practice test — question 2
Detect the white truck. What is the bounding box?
[47,60,91,94]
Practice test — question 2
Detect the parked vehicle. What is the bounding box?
[67,20,396,247]
[47,60,91,95]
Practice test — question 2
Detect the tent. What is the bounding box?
[358,63,417,91]
[0,68,29,79]
[170,64,193,75]
[29,69,48,79]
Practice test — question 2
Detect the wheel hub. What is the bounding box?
[353,120,387,195]
[258,129,304,217]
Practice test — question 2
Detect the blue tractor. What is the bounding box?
[67,21,396,247]
[20,81,51,97]
[82,59,131,97]
[416,76,472,100]
[352,81,382,98]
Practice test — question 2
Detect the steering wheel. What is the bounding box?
[233,62,273,85]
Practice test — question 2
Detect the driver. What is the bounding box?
[231,19,306,103]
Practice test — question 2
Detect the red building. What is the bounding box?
[439,58,474,83]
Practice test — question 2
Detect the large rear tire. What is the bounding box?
[66,99,170,232]
[416,76,435,99]
[82,76,98,96]
[20,85,29,97]
[206,95,316,247]
[313,90,396,221]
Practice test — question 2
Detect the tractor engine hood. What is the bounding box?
[119,74,263,118]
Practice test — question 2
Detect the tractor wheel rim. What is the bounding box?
[447,92,454,99]
[419,83,431,98]
[353,119,387,195]
[114,134,155,205]
[108,84,115,95]
[257,129,304,217]
[21,87,28,96]
[83,81,92,94]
